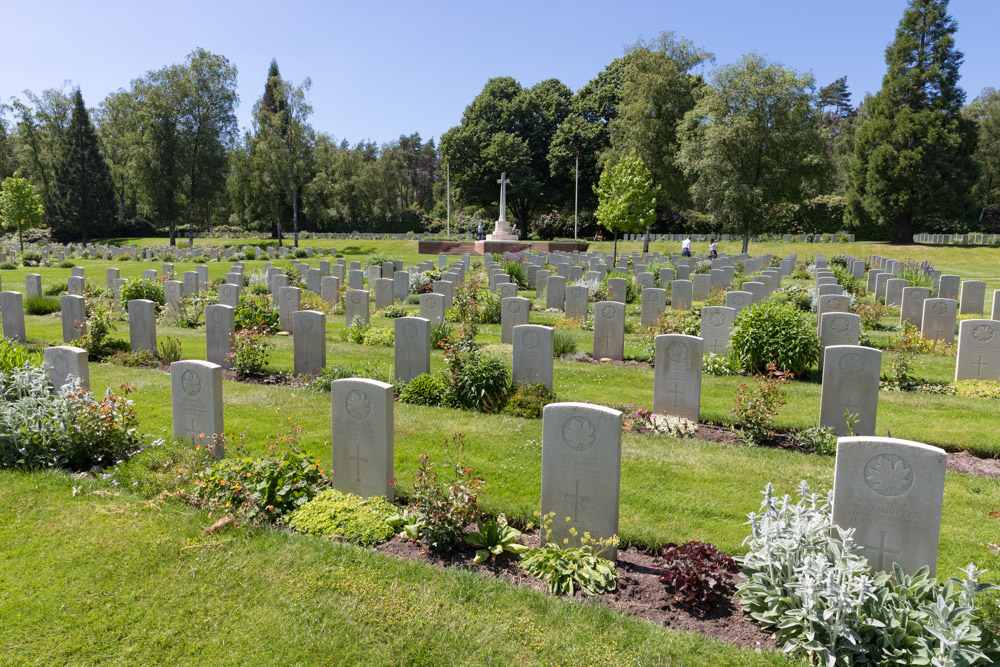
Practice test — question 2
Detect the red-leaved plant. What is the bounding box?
[653,540,739,610]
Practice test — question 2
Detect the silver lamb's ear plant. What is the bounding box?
[737,481,1000,666]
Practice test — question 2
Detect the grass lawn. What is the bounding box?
[0,471,803,667]
[1,237,998,663]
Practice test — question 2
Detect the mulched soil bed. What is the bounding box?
[375,531,778,651]
[946,450,1000,478]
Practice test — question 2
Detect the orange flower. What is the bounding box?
[220,480,227,486]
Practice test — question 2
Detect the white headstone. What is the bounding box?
[127,299,157,352]
[330,378,394,500]
[60,294,87,343]
[513,324,554,390]
[592,301,624,360]
[541,402,623,559]
[278,286,301,333]
[820,345,881,436]
[831,436,946,576]
[44,345,89,390]
[394,317,430,382]
[653,334,702,421]
[921,298,957,344]
[171,360,224,454]
[955,319,1000,381]
[700,306,735,355]
[418,292,445,325]
[0,291,25,342]
[501,297,530,344]
[206,304,234,369]
[293,310,326,376]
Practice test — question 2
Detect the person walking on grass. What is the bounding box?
[681,236,692,257]
[709,237,718,259]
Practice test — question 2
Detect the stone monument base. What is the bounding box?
[486,231,519,241]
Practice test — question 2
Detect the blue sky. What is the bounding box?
[4,0,997,146]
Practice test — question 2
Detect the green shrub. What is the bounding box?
[362,327,394,347]
[228,325,272,378]
[446,350,511,412]
[288,489,396,546]
[108,349,159,368]
[502,383,556,419]
[795,425,838,455]
[120,277,165,306]
[293,248,308,259]
[391,444,483,551]
[44,280,68,297]
[500,260,528,289]
[730,300,820,377]
[399,373,447,406]
[0,261,17,270]
[24,295,60,315]
[163,293,212,328]
[21,250,42,267]
[342,316,369,344]
[191,436,330,526]
[379,302,407,318]
[0,339,42,374]
[430,321,452,348]
[552,330,577,357]
[953,379,1000,400]
[477,291,501,324]
[78,301,126,361]
[365,251,395,267]
[158,336,182,364]
[305,362,393,392]
[603,271,638,303]
[234,294,279,332]
[731,365,791,445]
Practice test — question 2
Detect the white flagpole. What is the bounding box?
[574,156,579,240]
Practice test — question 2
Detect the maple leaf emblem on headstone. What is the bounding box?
[562,416,596,451]
[864,454,913,497]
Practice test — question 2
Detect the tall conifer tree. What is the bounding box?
[847,0,977,242]
[52,89,116,242]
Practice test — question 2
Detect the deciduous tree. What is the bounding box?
[593,149,658,263]
[0,173,44,251]
[677,54,828,253]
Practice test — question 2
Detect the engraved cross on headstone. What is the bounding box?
[667,382,683,407]
[709,338,723,354]
[931,323,948,340]
[564,480,590,519]
[350,444,368,482]
[864,529,901,570]
[601,328,615,349]
[839,393,860,412]
[974,355,989,377]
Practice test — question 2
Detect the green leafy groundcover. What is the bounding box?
[288,489,396,546]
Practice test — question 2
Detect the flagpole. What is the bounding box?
[446,163,450,238]
[574,156,579,240]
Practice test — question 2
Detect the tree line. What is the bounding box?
[0,0,997,245]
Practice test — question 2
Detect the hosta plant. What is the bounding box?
[519,512,618,596]
[466,514,529,563]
